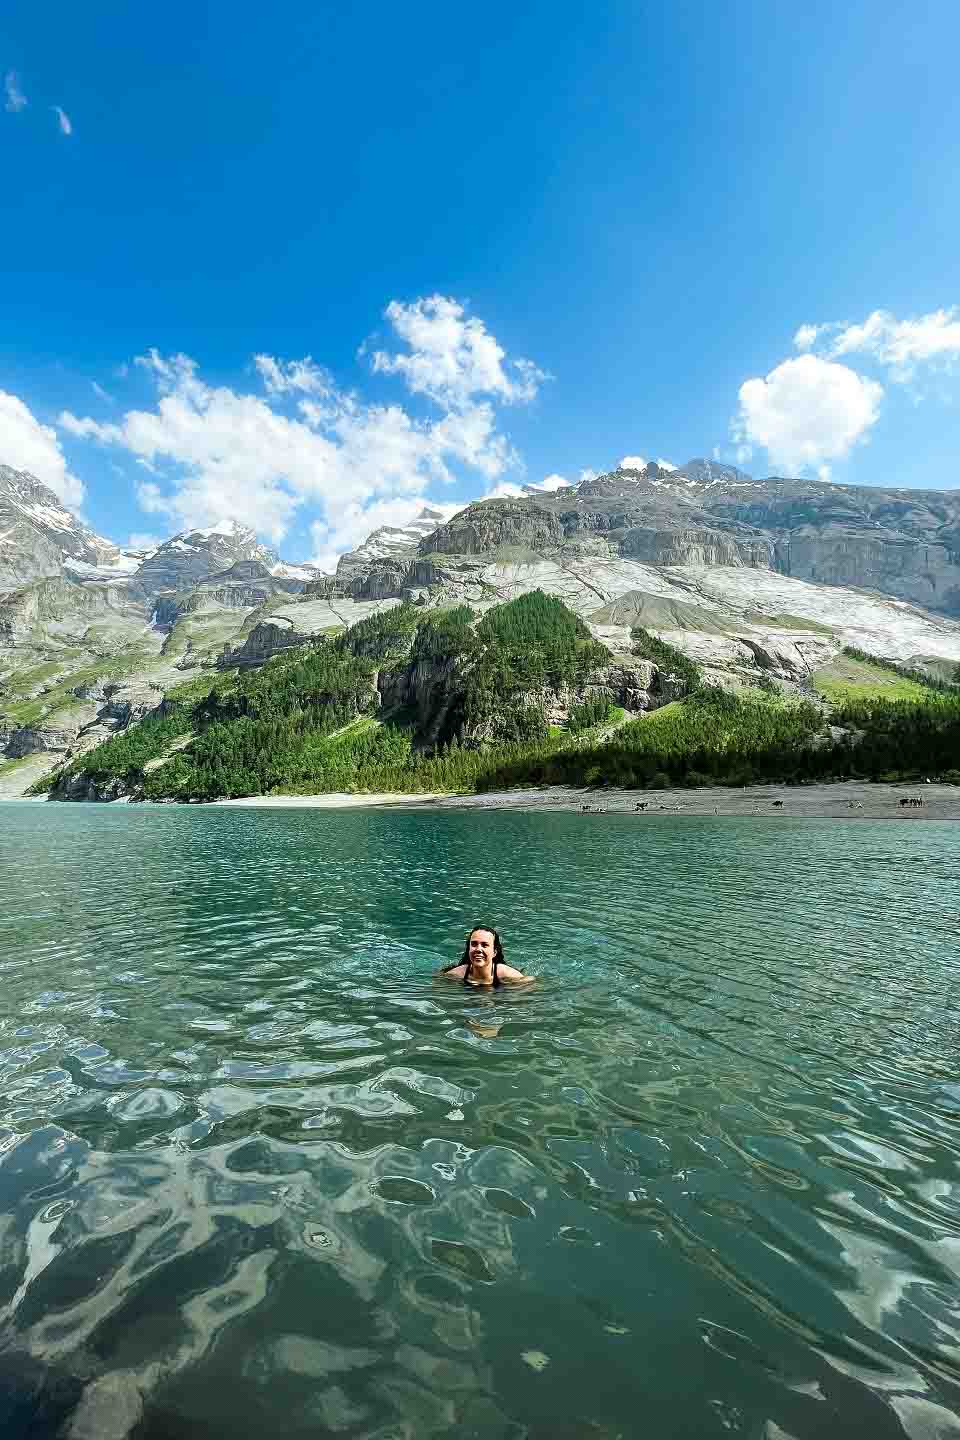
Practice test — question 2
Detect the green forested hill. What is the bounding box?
[40,594,613,799]
[37,595,960,802]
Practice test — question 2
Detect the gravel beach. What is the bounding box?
[426,781,960,819]
[216,781,960,820]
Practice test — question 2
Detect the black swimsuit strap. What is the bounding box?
[464,958,500,988]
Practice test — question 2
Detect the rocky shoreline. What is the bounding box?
[212,780,960,820]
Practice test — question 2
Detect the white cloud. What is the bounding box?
[127,531,161,551]
[254,354,332,398]
[4,71,26,113]
[91,381,113,403]
[793,324,820,351]
[0,390,85,508]
[731,354,882,475]
[133,348,203,397]
[487,472,574,500]
[64,369,340,540]
[655,458,677,471]
[52,105,72,136]
[370,295,547,407]
[429,401,515,479]
[57,296,542,559]
[830,307,960,379]
[59,412,124,443]
[793,307,960,383]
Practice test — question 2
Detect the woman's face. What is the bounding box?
[468,930,496,966]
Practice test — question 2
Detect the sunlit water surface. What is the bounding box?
[2,802,960,1439]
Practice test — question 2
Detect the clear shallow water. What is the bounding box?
[2,803,960,1439]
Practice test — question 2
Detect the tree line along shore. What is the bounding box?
[32,592,960,805]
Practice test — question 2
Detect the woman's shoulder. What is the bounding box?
[438,963,467,979]
[497,963,534,982]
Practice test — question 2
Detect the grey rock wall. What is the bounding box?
[5,722,79,757]
[219,620,313,669]
[406,468,960,617]
[49,771,131,802]
[421,500,564,557]
[620,527,773,568]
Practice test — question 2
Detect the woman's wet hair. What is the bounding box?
[443,925,505,972]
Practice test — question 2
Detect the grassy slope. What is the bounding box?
[0,754,35,781]
[161,610,246,660]
[0,643,156,727]
[811,654,933,703]
[29,669,237,793]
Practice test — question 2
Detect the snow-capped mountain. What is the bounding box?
[0,466,136,591]
[0,467,332,609]
[131,521,281,596]
[325,505,458,596]
[347,506,457,565]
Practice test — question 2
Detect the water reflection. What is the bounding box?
[2,804,960,1437]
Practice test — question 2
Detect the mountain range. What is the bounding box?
[3,457,960,797]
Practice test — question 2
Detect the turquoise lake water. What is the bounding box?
[2,801,960,1438]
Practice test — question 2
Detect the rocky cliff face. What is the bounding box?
[321,558,409,602]
[377,653,464,751]
[49,771,132,802]
[5,722,80,758]
[619,527,772,568]
[776,533,960,611]
[177,559,306,614]
[0,677,162,764]
[0,575,145,648]
[406,462,960,616]
[219,619,314,669]
[421,499,565,557]
[376,648,675,753]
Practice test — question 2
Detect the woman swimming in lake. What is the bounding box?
[438,926,535,988]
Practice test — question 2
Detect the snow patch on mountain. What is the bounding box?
[271,561,321,581]
[350,505,459,563]
[63,551,145,580]
[189,520,246,539]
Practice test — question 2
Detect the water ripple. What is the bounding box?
[1,803,960,1437]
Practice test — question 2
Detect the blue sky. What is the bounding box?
[2,0,959,564]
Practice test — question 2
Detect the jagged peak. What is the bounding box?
[179,519,254,541]
[161,520,256,547]
[344,504,458,569]
[0,462,128,574]
[148,522,278,565]
[0,464,85,529]
[673,457,754,486]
